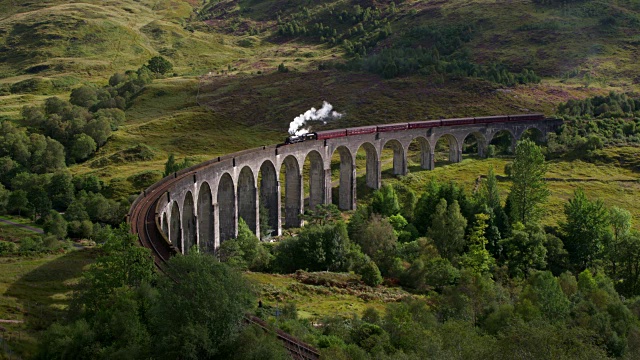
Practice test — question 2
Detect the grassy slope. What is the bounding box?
[246,272,414,320]
[0,249,98,357]
[0,0,241,80]
[379,147,640,229]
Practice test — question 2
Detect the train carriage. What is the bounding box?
[347,126,377,136]
[316,129,348,140]
[408,120,442,129]
[475,115,509,124]
[508,113,545,122]
[441,117,475,126]
[377,123,409,132]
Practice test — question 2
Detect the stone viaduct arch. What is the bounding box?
[153,117,561,255]
[259,160,279,237]
[281,155,303,228]
[182,192,196,254]
[238,166,258,236]
[383,139,406,176]
[198,182,214,253]
[218,173,236,242]
[169,201,181,252]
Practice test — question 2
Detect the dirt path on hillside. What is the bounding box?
[0,219,44,234]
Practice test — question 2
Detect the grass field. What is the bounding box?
[0,249,98,358]
[377,147,640,229]
[245,271,415,320]
[0,216,43,244]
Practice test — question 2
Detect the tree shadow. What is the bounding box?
[4,249,98,332]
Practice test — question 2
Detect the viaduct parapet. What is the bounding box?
[129,117,562,256]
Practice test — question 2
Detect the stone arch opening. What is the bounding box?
[462,132,488,159]
[331,146,355,210]
[302,150,326,212]
[520,127,545,145]
[382,139,406,176]
[259,160,279,238]
[489,129,516,155]
[280,155,302,228]
[237,166,258,236]
[407,136,432,171]
[161,212,169,238]
[182,191,196,254]
[355,142,379,192]
[217,173,236,242]
[170,201,182,253]
[434,134,460,165]
[197,182,215,253]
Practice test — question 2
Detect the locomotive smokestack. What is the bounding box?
[288,101,343,136]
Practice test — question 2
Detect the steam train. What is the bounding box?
[282,113,545,145]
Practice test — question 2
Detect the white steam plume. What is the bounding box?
[289,101,343,136]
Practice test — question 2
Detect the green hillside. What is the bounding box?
[0,0,638,198]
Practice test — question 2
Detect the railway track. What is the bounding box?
[128,164,321,360]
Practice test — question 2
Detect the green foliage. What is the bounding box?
[277,62,289,73]
[404,256,460,292]
[351,214,398,275]
[7,189,30,216]
[370,183,400,217]
[427,199,467,260]
[217,324,290,360]
[152,253,254,359]
[561,188,609,269]
[69,133,97,163]
[10,77,54,95]
[509,139,549,225]
[499,222,548,278]
[301,203,341,226]
[460,213,495,275]
[48,171,74,211]
[220,218,270,271]
[127,170,163,190]
[392,182,417,221]
[546,117,640,158]
[0,182,8,213]
[476,166,510,254]
[43,210,67,239]
[163,153,196,177]
[275,222,353,273]
[358,259,382,287]
[558,91,640,119]
[73,225,155,318]
[0,121,66,175]
[146,56,173,75]
[413,179,472,234]
[519,271,570,321]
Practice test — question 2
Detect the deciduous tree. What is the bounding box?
[561,188,609,269]
[509,139,549,225]
[151,253,254,359]
[147,56,173,75]
[427,199,467,260]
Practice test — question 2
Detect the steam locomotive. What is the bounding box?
[282,113,545,145]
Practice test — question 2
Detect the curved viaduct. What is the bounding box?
[129,118,561,258]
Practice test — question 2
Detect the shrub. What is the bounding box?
[10,78,53,94]
[128,170,163,190]
[358,259,383,286]
[487,144,496,158]
[0,241,18,255]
